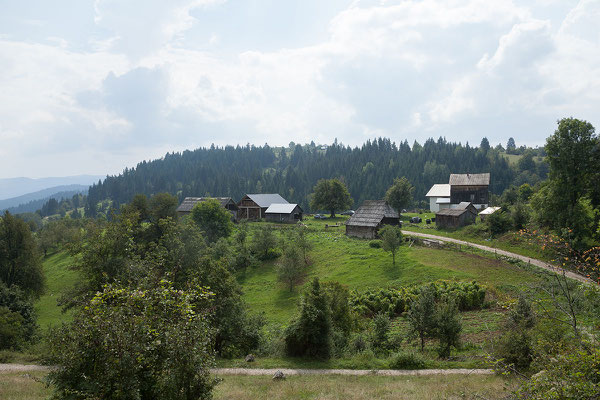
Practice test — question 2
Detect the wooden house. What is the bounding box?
[176,197,239,220]
[435,202,478,228]
[449,173,490,210]
[345,200,400,239]
[237,194,289,220]
[265,203,303,223]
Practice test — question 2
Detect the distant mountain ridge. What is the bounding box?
[0,185,90,213]
[0,175,103,200]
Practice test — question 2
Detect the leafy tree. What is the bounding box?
[0,212,44,298]
[285,278,332,359]
[190,199,234,243]
[0,282,37,347]
[251,226,279,260]
[506,137,516,154]
[48,281,217,400]
[310,178,352,217]
[486,210,512,236]
[407,286,437,351]
[518,183,533,202]
[149,192,178,223]
[124,193,150,221]
[434,299,462,358]
[384,177,414,214]
[511,203,530,231]
[294,225,312,265]
[379,225,403,266]
[322,281,353,339]
[372,312,391,351]
[277,245,303,291]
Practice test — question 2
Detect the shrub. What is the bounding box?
[0,306,25,350]
[486,210,512,236]
[493,330,534,372]
[0,282,37,347]
[434,299,462,358]
[371,312,390,351]
[389,351,427,370]
[47,281,217,400]
[369,240,382,248]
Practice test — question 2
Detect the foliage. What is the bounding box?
[515,349,600,399]
[384,177,414,214]
[368,240,382,248]
[251,226,280,260]
[0,282,37,348]
[294,225,312,265]
[508,295,536,330]
[407,286,437,351]
[0,211,45,298]
[388,351,427,370]
[322,281,353,338]
[190,199,234,243]
[486,210,512,237]
[371,312,391,351]
[379,225,403,266]
[285,278,332,359]
[310,178,352,217]
[277,245,304,291]
[510,203,530,231]
[47,281,217,400]
[350,280,487,318]
[434,299,462,358]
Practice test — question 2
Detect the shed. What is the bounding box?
[237,193,289,220]
[176,197,238,220]
[479,206,501,221]
[345,200,400,239]
[449,173,490,210]
[435,202,477,228]
[265,203,303,223]
[425,184,451,212]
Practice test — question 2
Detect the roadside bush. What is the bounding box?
[369,240,382,248]
[47,281,217,400]
[493,330,534,372]
[350,280,486,318]
[388,351,427,370]
[486,211,512,236]
[0,306,25,349]
[349,332,369,353]
[0,282,37,347]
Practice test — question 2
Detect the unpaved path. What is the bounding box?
[0,364,50,372]
[213,368,494,376]
[402,230,593,284]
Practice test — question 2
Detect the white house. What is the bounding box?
[425,184,451,212]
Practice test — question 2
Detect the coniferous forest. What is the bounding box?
[86,138,542,215]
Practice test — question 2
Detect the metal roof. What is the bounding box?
[245,194,289,208]
[425,184,451,197]
[265,203,301,214]
[345,200,399,228]
[449,173,490,186]
[479,206,501,215]
[176,197,236,212]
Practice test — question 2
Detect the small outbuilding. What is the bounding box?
[265,203,303,223]
[435,201,478,228]
[425,184,451,212]
[176,197,238,220]
[345,200,400,239]
[478,206,501,222]
[237,193,289,220]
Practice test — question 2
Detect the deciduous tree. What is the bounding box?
[310,179,352,218]
[385,177,414,214]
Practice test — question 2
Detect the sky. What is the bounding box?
[1,0,599,178]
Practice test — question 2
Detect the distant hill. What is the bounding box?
[0,185,90,214]
[0,175,103,200]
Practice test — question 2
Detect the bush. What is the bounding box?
[371,312,390,351]
[0,282,37,348]
[486,211,512,236]
[434,299,462,358]
[493,330,534,372]
[369,240,382,248]
[47,281,217,400]
[0,306,25,350]
[389,351,427,370]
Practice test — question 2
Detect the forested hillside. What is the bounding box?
[86,138,544,215]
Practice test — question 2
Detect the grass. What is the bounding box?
[35,251,78,329]
[213,374,513,400]
[0,370,514,400]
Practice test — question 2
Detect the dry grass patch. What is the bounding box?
[0,371,49,400]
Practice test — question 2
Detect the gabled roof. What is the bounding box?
[436,208,470,217]
[426,184,451,197]
[265,203,301,214]
[479,206,501,215]
[449,173,490,186]
[177,197,236,213]
[244,194,289,208]
[455,202,473,210]
[345,200,399,228]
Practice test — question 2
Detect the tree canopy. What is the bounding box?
[384,177,414,214]
[190,199,233,243]
[310,178,352,217]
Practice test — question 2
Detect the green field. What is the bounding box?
[35,251,78,329]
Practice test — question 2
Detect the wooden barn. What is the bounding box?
[449,173,490,210]
[435,202,478,228]
[237,193,289,220]
[345,200,400,239]
[265,203,303,223]
[176,197,239,220]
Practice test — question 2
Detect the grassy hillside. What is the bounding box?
[239,217,541,326]
[35,251,78,329]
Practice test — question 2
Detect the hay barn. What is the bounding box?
[265,203,303,223]
[176,197,238,220]
[345,200,400,239]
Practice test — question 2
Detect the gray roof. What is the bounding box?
[244,194,289,208]
[449,173,490,186]
[426,184,451,197]
[455,202,473,210]
[265,203,301,214]
[345,200,399,228]
[436,208,470,217]
[176,197,236,213]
